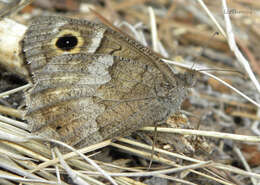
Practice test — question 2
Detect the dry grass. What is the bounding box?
[0,0,260,184]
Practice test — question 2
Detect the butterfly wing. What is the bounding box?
[23,16,190,147]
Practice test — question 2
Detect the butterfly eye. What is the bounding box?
[56,34,78,51]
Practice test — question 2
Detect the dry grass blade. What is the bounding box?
[221,0,260,94]
[55,147,91,185]
[0,105,24,119]
[234,146,257,185]
[82,161,211,177]
[29,140,111,173]
[0,84,31,99]
[0,115,28,130]
[30,137,117,185]
[116,137,202,163]
[141,127,260,143]
[196,0,227,38]
[0,174,57,184]
[110,143,235,184]
[51,149,61,184]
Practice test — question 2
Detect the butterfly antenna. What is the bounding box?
[199,68,245,77]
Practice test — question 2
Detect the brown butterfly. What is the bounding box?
[23,16,193,148]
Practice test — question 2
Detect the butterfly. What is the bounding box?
[23,16,193,148]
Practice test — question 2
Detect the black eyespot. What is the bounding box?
[55,34,78,51]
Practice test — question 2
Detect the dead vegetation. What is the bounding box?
[0,0,260,184]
